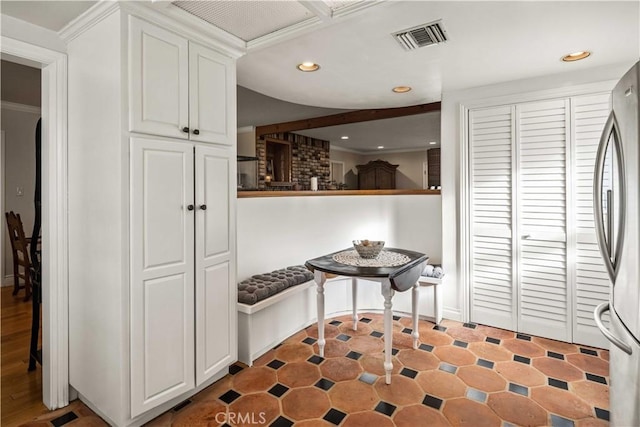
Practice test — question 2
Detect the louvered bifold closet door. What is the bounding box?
[516,100,570,342]
[573,93,611,348]
[469,106,516,331]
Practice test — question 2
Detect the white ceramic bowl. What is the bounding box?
[352,240,385,259]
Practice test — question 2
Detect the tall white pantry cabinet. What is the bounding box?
[66,5,239,426]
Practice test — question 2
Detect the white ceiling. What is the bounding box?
[1,1,637,152]
[238,1,640,109]
[0,1,95,31]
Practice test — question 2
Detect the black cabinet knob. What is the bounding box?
[193,129,200,135]
[187,204,194,211]
[200,204,207,210]
[182,127,189,133]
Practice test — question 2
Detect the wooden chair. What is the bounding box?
[5,211,32,301]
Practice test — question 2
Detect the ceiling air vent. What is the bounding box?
[393,20,448,51]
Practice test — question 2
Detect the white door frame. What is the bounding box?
[1,36,69,410]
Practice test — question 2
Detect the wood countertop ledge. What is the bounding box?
[236,189,441,198]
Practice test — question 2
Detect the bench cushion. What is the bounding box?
[238,265,314,305]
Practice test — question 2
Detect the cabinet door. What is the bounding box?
[131,138,195,417]
[129,16,189,140]
[189,42,234,145]
[573,93,611,347]
[516,99,570,342]
[376,168,395,189]
[195,145,236,386]
[469,106,517,331]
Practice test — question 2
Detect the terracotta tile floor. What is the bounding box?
[21,314,610,426]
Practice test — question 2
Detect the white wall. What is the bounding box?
[237,127,256,156]
[237,194,447,317]
[1,106,40,284]
[440,61,634,323]
[329,148,362,189]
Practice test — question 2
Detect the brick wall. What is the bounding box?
[258,132,331,189]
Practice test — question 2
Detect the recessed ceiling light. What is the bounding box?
[297,62,320,72]
[377,145,384,149]
[429,141,437,145]
[340,136,349,140]
[392,86,412,93]
[562,51,591,62]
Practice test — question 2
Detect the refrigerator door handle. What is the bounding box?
[593,111,626,282]
[594,302,632,355]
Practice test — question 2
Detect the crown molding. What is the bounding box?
[58,1,120,43]
[58,1,246,59]
[329,145,364,154]
[1,101,41,114]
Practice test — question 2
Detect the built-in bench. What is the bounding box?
[237,265,445,366]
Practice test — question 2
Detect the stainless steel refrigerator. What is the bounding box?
[593,61,640,426]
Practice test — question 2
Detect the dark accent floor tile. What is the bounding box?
[419,343,434,352]
[595,407,610,421]
[391,348,399,356]
[547,351,565,360]
[374,401,397,417]
[422,394,443,410]
[477,358,495,369]
[51,412,78,427]
[323,408,347,425]
[402,328,413,334]
[346,350,362,360]
[347,351,362,360]
[359,372,377,385]
[463,322,477,329]
[466,388,487,403]
[270,416,294,427]
[433,325,447,332]
[513,355,531,364]
[267,359,285,370]
[315,378,335,391]
[548,377,569,390]
[550,414,575,427]
[516,333,532,341]
[172,399,192,412]
[370,331,383,338]
[330,320,342,326]
[400,367,418,379]
[308,355,325,365]
[219,389,241,404]
[580,347,598,356]
[393,315,401,321]
[486,337,501,345]
[453,340,468,348]
[303,337,317,345]
[439,363,457,374]
[336,334,351,342]
[508,383,528,397]
[268,383,289,398]
[586,373,607,384]
[360,317,372,323]
[273,343,283,350]
[229,364,244,375]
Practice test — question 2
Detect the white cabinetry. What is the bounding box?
[67,5,239,426]
[130,139,234,417]
[130,16,233,145]
[468,92,611,347]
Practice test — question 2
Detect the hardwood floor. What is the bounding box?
[1,285,47,427]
